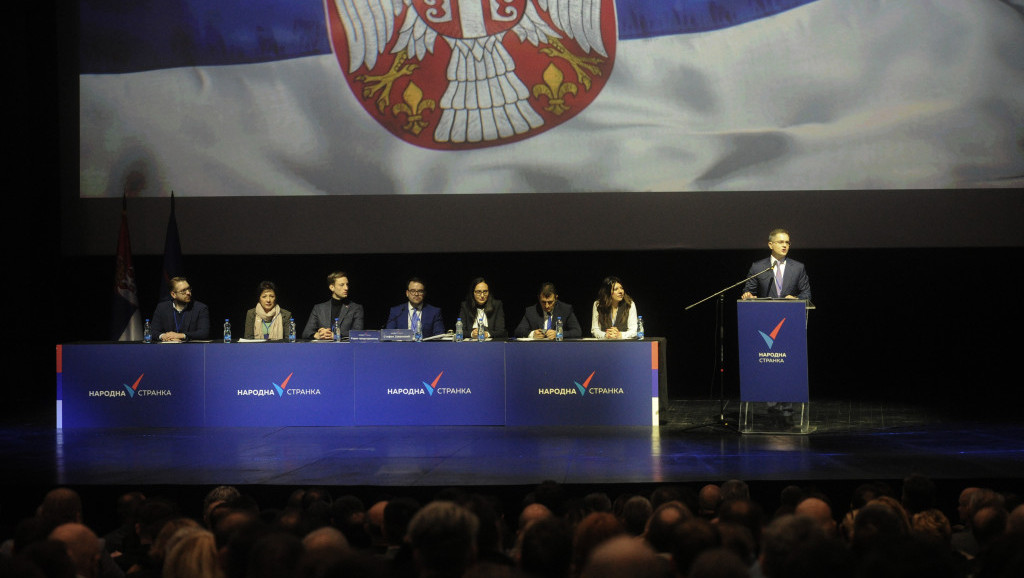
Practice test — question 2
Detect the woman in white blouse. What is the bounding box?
[591,276,638,339]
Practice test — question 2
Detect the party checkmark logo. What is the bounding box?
[758,318,786,349]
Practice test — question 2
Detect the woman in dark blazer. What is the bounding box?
[457,277,507,339]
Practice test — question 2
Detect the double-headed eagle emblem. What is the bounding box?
[328,0,615,149]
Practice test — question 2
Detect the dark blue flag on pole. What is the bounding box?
[159,192,184,302]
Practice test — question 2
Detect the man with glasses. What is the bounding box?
[384,277,445,337]
[741,229,812,300]
[150,276,211,341]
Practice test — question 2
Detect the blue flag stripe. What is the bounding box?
[79,0,819,74]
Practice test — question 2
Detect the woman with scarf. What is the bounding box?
[243,281,292,340]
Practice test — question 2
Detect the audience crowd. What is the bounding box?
[2,475,1023,578]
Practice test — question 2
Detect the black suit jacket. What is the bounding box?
[458,298,507,338]
[514,301,582,338]
[150,300,210,340]
[302,299,364,339]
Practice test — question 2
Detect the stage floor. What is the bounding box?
[4,400,1023,488]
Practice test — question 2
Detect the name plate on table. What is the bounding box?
[380,329,415,341]
[349,330,381,342]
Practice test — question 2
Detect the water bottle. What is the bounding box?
[637,315,645,340]
[455,318,464,342]
[555,316,564,342]
[288,318,296,342]
[333,318,341,342]
[415,317,423,342]
[477,312,486,342]
[143,319,152,343]
[223,319,231,343]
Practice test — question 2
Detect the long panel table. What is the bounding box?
[56,341,660,428]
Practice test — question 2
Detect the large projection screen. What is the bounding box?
[69,0,1024,254]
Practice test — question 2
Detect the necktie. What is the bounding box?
[545,314,551,330]
[774,261,784,297]
[412,309,420,330]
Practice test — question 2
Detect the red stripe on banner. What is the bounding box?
[650,341,658,370]
[56,345,62,373]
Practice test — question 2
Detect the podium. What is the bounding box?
[736,299,813,434]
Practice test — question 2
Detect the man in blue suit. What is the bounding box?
[741,229,812,301]
[385,277,445,337]
[150,276,210,341]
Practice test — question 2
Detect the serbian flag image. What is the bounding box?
[79,0,1024,196]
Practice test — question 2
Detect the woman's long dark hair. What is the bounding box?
[596,276,632,329]
[463,276,495,315]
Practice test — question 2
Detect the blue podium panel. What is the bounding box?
[737,300,809,402]
[352,342,506,425]
[505,342,653,426]
[60,344,206,428]
[205,344,355,426]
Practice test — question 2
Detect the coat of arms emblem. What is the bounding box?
[326,0,617,150]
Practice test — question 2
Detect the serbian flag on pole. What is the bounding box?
[111,196,143,341]
[79,0,1024,195]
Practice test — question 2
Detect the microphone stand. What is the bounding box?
[680,265,774,434]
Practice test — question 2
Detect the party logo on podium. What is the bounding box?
[756,318,789,364]
[758,318,787,349]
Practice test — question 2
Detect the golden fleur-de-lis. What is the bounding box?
[539,37,605,91]
[392,81,436,135]
[532,63,578,115]
[356,50,420,114]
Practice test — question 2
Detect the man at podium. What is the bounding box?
[741,229,812,301]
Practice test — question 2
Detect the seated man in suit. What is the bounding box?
[150,276,210,341]
[385,277,445,337]
[741,228,812,301]
[303,271,365,339]
[514,282,583,340]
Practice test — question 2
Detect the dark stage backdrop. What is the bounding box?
[46,246,1022,423]
[59,190,1024,256]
